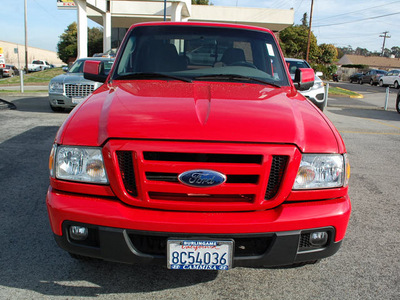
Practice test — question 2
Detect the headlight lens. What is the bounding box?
[51,145,108,184]
[49,81,63,93]
[312,81,324,90]
[293,154,349,189]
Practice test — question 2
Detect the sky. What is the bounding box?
[0,0,399,53]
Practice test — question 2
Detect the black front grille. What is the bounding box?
[117,151,138,197]
[143,152,263,164]
[128,234,272,257]
[265,156,288,200]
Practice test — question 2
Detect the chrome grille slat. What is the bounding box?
[65,83,95,98]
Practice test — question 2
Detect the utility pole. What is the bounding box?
[24,0,28,73]
[306,0,314,62]
[380,31,391,56]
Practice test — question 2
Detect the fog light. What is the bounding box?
[69,226,89,241]
[309,231,328,246]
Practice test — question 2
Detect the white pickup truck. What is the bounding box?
[28,60,52,72]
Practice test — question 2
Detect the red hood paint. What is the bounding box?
[58,80,343,153]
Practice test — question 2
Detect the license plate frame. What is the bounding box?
[72,97,84,104]
[167,239,233,270]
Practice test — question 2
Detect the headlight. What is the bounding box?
[293,154,350,190]
[312,81,324,90]
[50,145,108,184]
[49,81,63,93]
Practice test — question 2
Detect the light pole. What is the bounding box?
[306,0,314,62]
[24,0,28,73]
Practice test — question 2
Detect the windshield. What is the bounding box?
[113,25,289,87]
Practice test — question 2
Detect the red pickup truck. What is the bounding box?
[47,22,351,270]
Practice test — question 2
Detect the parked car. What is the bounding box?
[2,65,19,77]
[349,72,364,84]
[360,69,387,85]
[285,58,326,111]
[379,69,400,88]
[46,22,351,269]
[93,48,117,58]
[28,60,52,72]
[48,57,114,112]
[397,90,400,113]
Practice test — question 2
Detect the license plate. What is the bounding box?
[72,97,84,104]
[167,239,233,270]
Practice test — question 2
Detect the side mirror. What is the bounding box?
[294,68,315,91]
[316,71,323,77]
[83,60,108,83]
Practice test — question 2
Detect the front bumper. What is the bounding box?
[48,93,77,109]
[47,187,351,267]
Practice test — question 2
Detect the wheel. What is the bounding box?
[370,79,374,85]
[396,95,400,113]
[394,81,399,89]
[359,79,363,84]
[229,61,257,69]
[379,80,384,87]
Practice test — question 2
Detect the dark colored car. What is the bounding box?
[349,72,363,84]
[360,69,387,85]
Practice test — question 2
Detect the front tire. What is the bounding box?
[396,95,400,113]
[370,79,374,86]
[394,81,399,89]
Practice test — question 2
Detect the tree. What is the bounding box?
[57,22,103,63]
[57,22,77,63]
[301,13,308,27]
[88,27,103,57]
[279,25,320,62]
[390,46,400,58]
[318,44,337,64]
[354,47,370,56]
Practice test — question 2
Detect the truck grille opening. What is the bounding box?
[65,83,95,99]
[265,156,288,200]
[128,234,272,257]
[143,152,263,164]
[145,172,259,184]
[117,151,138,197]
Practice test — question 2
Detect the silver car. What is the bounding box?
[285,58,326,111]
[48,57,113,112]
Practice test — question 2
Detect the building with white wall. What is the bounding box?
[0,40,63,69]
[68,0,294,59]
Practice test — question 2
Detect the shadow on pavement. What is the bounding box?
[0,126,217,298]
[328,106,400,122]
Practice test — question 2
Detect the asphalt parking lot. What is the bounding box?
[0,90,399,299]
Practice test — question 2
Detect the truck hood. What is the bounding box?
[59,80,341,153]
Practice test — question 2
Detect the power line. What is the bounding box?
[313,11,400,28]
[313,0,400,23]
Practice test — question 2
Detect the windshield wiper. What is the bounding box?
[193,74,281,88]
[114,72,192,83]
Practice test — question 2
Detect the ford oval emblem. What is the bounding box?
[178,170,227,188]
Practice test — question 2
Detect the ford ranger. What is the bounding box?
[47,22,351,270]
